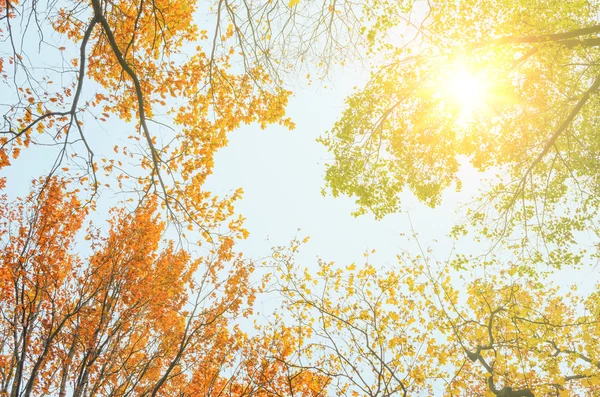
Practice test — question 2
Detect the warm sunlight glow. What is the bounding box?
[443,66,490,124]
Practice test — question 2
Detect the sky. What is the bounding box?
[204,63,485,273]
[0,0,484,276]
[3,0,596,296]
[203,59,600,300]
[3,4,600,397]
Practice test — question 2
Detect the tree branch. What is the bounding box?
[474,24,600,48]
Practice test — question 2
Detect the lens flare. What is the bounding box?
[443,66,489,124]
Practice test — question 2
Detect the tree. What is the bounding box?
[0,1,382,396]
[1,0,286,228]
[309,2,600,395]
[265,238,600,397]
[0,0,369,232]
[319,0,600,266]
[0,178,328,397]
[4,1,600,397]
[264,239,443,397]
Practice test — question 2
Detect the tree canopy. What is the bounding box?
[0,0,363,229]
[320,0,600,266]
[0,178,333,397]
[264,236,600,397]
[2,0,600,397]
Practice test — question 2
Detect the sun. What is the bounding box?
[443,66,490,123]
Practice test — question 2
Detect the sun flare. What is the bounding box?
[443,66,489,123]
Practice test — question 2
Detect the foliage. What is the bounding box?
[2,1,600,397]
[0,178,330,397]
[0,0,360,396]
[265,239,600,397]
[312,2,600,395]
[319,0,600,265]
[0,0,368,230]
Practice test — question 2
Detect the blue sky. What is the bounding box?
[0,0,476,273]
[204,64,485,270]
[204,60,600,299]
